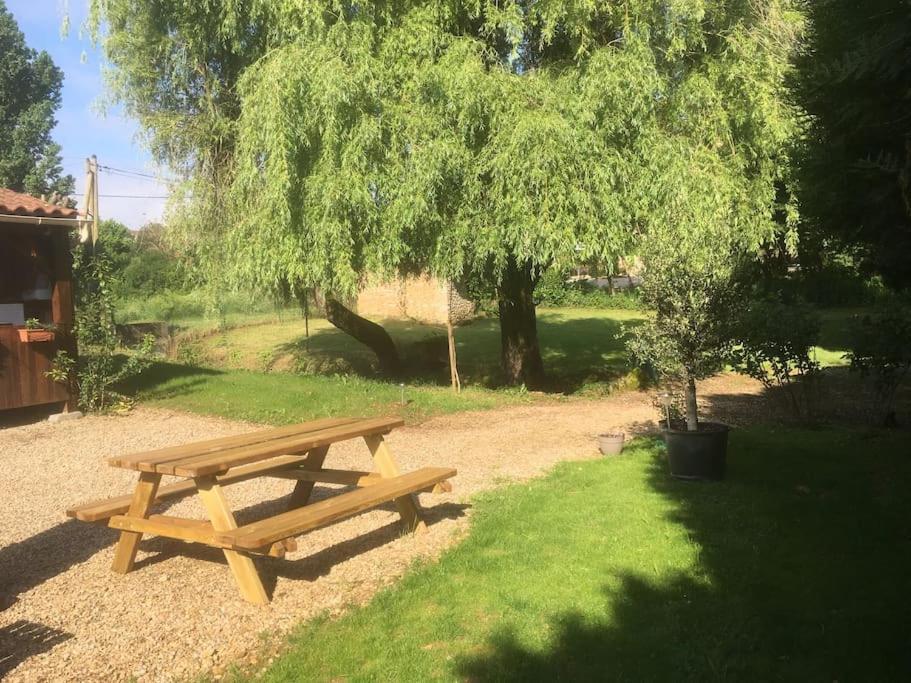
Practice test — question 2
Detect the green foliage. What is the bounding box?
[0,0,74,197]
[535,270,642,310]
[846,305,911,426]
[119,250,182,295]
[48,248,154,412]
[88,0,805,301]
[627,150,754,378]
[115,289,277,325]
[796,0,911,289]
[729,298,822,419]
[784,261,888,308]
[96,219,135,275]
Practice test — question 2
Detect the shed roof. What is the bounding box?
[0,188,79,219]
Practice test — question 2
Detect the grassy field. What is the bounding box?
[127,308,645,424]
[243,426,911,681]
[125,305,859,425]
[182,308,645,386]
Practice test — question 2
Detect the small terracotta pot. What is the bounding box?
[598,433,625,456]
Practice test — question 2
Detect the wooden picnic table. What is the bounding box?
[67,416,456,604]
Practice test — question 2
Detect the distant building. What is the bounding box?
[356,274,476,326]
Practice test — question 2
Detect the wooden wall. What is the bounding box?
[0,225,74,411]
[0,325,69,410]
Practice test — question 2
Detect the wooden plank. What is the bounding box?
[110,471,161,574]
[109,514,217,545]
[364,434,425,533]
[216,467,456,551]
[107,515,294,558]
[195,475,269,605]
[165,417,404,478]
[110,417,361,470]
[274,469,452,494]
[272,468,381,486]
[67,454,310,522]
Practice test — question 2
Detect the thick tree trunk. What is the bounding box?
[685,375,699,431]
[496,258,545,388]
[324,297,401,376]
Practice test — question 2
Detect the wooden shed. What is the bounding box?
[0,188,79,412]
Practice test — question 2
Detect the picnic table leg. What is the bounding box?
[363,434,426,534]
[286,445,330,510]
[111,471,161,574]
[195,475,270,605]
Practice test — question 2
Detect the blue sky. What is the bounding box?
[7,0,168,228]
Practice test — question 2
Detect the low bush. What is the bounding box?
[728,299,822,421]
[535,270,642,310]
[846,304,911,427]
[48,250,155,413]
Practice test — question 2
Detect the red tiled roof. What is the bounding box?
[0,187,78,218]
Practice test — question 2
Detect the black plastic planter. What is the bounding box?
[664,422,730,481]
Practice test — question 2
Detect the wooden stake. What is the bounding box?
[446,281,461,393]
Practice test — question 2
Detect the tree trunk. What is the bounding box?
[685,375,699,431]
[496,258,545,388]
[324,297,401,376]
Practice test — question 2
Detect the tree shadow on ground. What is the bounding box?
[0,620,72,677]
[457,428,911,680]
[275,313,639,395]
[0,480,465,608]
[701,366,911,430]
[120,360,223,400]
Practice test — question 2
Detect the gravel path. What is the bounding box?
[0,376,761,682]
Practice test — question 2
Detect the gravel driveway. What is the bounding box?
[0,377,759,681]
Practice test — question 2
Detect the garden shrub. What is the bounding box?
[846,304,911,426]
[48,249,155,413]
[534,269,642,310]
[728,299,822,421]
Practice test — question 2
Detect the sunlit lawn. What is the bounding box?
[127,305,858,425]
[126,308,645,424]
[239,426,911,681]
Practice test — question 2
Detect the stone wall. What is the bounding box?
[356,274,475,325]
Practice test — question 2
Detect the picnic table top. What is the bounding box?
[108,416,404,478]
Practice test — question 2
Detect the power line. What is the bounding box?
[98,193,170,199]
[98,164,160,179]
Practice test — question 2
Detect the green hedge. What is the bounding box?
[535,270,642,310]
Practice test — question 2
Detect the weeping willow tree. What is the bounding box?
[87,1,804,386]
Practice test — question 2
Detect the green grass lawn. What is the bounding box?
[125,363,536,424]
[127,304,860,425]
[127,308,644,424]
[244,426,911,681]
[188,307,644,387]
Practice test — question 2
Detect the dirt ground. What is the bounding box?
[0,375,763,682]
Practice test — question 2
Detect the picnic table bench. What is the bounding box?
[67,416,456,604]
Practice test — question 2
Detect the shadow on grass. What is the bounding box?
[120,360,223,401]
[273,313,640,396]
[457,428,911,680]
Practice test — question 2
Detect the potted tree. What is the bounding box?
[627,145,757,481]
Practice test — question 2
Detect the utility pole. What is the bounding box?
[81,155,99,252]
